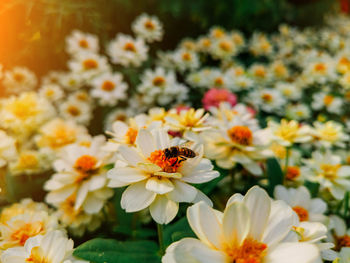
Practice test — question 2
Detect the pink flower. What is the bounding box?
[202,88,237,110]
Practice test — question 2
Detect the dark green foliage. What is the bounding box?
[73,239,161,263]
[266,157,284,195]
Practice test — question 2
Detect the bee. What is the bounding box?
[163,146,196,164]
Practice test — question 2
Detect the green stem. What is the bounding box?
[157,223,165,256]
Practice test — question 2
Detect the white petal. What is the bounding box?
[192,190,213,207]
[155,129,170,150]
[107,167,148,183]
[75,181,90,210]
[118,145,144,166]
[121,181,156,212]
[150,195,178,224]
[88,175,106,191]
[187,201,223,249]
[83,194,104,214]
[243,186,271,240]
[146,177,174,195]
[222,202,250,246]
[167,180,198,203]
[265,243,322,263]
[136,129,156,157]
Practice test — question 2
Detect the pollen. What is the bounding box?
[261,93,272,102]
[124,42,136,52]
[83,59,98,70]
[125,128,138,145]
[182,52,191,61]
[320,164,341,179]
[101,80,115,91]
[292,206,309,222]
[224,238,267,263]
[314,63,326,73]
[14,73,25,82]
[18,153,39,169]
[286,166,301,180]
[25,246,48,263]
[11,222,44,246]
[214,77,224,86]
[254,67,266,78]
[274,120,300,142]
[74,155,98,173]
[152,76,166,86]
[228,126,253,146]
[148,150,181,173]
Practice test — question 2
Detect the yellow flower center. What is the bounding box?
[213,29,225,38]
[5,94,40,120]
[274,120,300,143]
[286,166,300,180]
[83,59,98,70]
[148,150,182,173]
[152,76,166,86]
[318,124,339,142]
[124,42,136,52]
[320,164,341,179]
[125,128,138,145]
[214,77,224,86]
[254,67,266,78]
[179,109,201,128]
[67,105,81,116]
[79,39,89,48]
[18,153,39,170]
[11,222,44,246]
[274,64,287,77]
[323,95,334,106]
[292,206,309,222]
[101,80,115,91]
[227,126,253,146]
[45,89,55,97]
[25,246,49,263]
[224,238,267,263]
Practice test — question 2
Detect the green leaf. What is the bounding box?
[304,181,319,198]
[74,239,161,263]
[266,158,284,196]
[164,217,195,246]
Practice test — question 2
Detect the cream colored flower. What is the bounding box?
[0,92,56,139]
[163,186,322,263]
[311,121,349,148]
[302,152,350,200]
[267,119,312,147]
[59,99,92,125]
[35,118,90,152]
[203,117,271,174]
[132,13,163,43]
[68,53,109,80]
[107,34,148,67]
[45,136,114,216]
[1,230,87,263]
[312,92,343,114]
[274,185,327,223]
[2,67,37,94]
[66,29,99,55]
[172,49,199,72]
[107,128,219,224]
[39,84,64,103]
[0,130,17,168]
[0,210,59,250]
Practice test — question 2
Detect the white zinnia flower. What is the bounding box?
[66,29,99,55]
[163,186,322,263]
[132,13,163,43]
[107,128,219,224]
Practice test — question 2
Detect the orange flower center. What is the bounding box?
[224,238,267,263]
[255,68,266,78]
[261,93,273,102]
[148,150,182,173]
[320,164,341,179]
[18,154,39,169]
[102,80,115,91]
[11,222,44,246]
[144,20,155,30]
[182,52,191,61]
[75,155,98,173]
[124,42,136,52]
[323,95,334,106]
[67,105,81,116]
[125,128,138,145]
[227,126,253,146]
[79,39,89,48]
[337,235,350,250]
[83,59,98,70]
[219,40,232,52]
[152,76,166,86]
[292,206,309,222]
[214,77,224,86]
[286,166,300,180]
[14,73,25,82]
[314,63,326,73]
